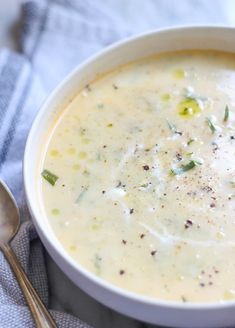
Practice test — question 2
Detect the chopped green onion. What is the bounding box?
[230,181,235,188]
[97,103,104,109]
[187,138,195,146]
[166,120,182,135]
[170,160,202,176]
[167,120,176,131]
[224,105,229,122]
[94,254,102,275]
[41,169,58,186]
[206,118,216,134]
[140,183,149,188]
[76,186,88,203]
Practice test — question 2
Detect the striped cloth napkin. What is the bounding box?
[0,0,230,327]
[0,1,130,327]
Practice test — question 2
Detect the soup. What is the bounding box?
[40,50,235,303]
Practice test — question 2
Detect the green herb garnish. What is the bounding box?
[41,169,58,186]
[166,120,182,135]
[97,103,104,109]
[139,182,150,189]
[76,186,88,203]
[187,138,195,145]
[170,160,202,176]
[94,254,102,275]
[206,118,216,134]
[167,120,176,131]
[224,105,229,122]
[230,181,235,188]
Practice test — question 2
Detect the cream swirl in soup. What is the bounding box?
[41,51,235,303]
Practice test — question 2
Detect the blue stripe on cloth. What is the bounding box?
[0,0,50,169]
[21,0,49,59]
[0,53,25,127]
[0,70,32,170]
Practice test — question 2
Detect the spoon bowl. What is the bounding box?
[0,178,57,328]
[0,180,19,244]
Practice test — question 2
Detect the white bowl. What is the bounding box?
[24,26,235,328]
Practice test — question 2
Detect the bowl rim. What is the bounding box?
[24,24,235,311]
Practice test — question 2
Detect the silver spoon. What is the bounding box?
[0,179,57,328]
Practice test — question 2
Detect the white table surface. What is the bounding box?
[1,1,235,327]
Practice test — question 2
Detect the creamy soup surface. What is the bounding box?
[41,50,235,303]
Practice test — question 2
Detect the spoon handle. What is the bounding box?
[1,243,57,328]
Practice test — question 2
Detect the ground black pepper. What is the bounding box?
[184,219,193,229]
[143,165,150,171]
[176,152,183,161]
